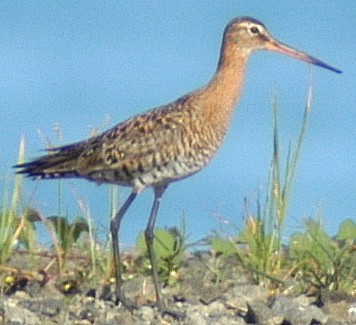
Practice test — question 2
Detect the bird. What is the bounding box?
[15,16,341,314]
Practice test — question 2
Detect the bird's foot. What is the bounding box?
[115,292,185,320]
[151,300,186,320]
[115,293,138,311]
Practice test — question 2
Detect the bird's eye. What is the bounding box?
[250,26,260,34]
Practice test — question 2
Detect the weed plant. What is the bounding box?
[290,217,356,293]
[137,226,186,286]
[211,86,313,288]
[0,137,37,264]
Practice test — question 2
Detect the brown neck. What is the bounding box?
[210,47,248,109]
[198,42,249,138]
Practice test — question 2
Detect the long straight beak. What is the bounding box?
[266,38,342,74]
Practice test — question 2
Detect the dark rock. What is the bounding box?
[246,299,283,325]
[222,284,269,314]
[272,295,328,325]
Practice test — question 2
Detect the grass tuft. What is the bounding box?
[211,86,313,288]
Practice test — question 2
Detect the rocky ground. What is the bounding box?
[0,251,355,325]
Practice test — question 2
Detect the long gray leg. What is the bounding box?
[111,187,185,319]
[110,190,137,308]
[144,185,168,309]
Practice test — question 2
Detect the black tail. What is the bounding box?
[14,143,84,180]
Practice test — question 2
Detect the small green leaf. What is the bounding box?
[136,227,185,285]
[210,237,236,256]
[71,218,89,243]
[337,219,356,240]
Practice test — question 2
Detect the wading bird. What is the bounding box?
[15,16,341,314]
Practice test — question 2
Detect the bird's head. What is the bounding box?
[223,16,341,74]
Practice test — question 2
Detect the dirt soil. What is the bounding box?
[0,250,355,325]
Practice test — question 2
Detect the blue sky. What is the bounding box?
[1,2,355,247]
